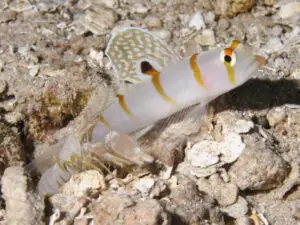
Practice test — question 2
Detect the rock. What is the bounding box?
[204,11,216,24]
[92,192,170,225]
[61,170,105,197]
[0,80,7,94]
[28,65,40,77]
[279,2,300,19]
[266,107,286,127]
[131,3,149,14]
[92,192,135,225]
[151,29,172,42]
[217,18,230,30]
[233,120,254,134]
[214,111,253,135]
[220,132,245,163]
[144,15,162,28]
[49,194,88,222]
[229,134,290,191]
[97,0,119,9]
[119,199,170,225]
[187,140,219,167]
[195,29,216,46]
[214,0,254,16]
[197,174,239,206]
[189,11,205,30]
[263,37,284,54]
[220,196,248,218]
[164,175,222,224]
[88,49,104,68]
[291,68,300,80]
[2,166,44,225]
[133,177,155,196]
[0,10,17,23]
[176,161,219,178]
[149,180,168,198]
[79,6,118,35]
[0,123,24,174]
[235,216,251,225]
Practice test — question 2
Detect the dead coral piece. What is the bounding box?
[2,166,44,225]
[229,133,290,191]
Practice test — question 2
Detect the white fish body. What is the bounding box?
[31,27,263,195]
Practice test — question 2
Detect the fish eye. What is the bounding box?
[220,50,237,67]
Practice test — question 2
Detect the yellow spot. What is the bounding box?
[190,53,207,90]
[117,95,136,118]
[98,115,112,129]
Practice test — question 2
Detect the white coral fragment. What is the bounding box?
[189,11,205,30]
[187,132,245,168]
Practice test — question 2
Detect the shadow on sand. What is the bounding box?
[212,78,300,113]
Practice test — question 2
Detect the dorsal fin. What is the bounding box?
[105,27,179,84]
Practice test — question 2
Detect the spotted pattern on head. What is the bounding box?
[222,40,240,85]
[189,53,207,90]
[106,28,179,83]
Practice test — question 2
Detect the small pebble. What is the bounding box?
[195,29,216,46]
[0,60,4,71]
[144,15,162,28]
[270,25,283,36]
[0,80,7,94]
[29,65,40,77]
[233,120,254,134]
[217,18,230,30]
[189,11,205,30]
[61,170,105,197]
[97,0,119,9]
[0,10,17,23]
[204,11,215,24]
[197,174,239,206]
[88,49,104,67]
[266,107,286,127]
[133,177,155,196]
[220,196,248,219]
[132,3,149,14]
[235,216,252,225]
[263,37,284,54]
[151,29,172,42]
[279,2,300,19]
[291,68,300,80]
[188,141,220,167]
